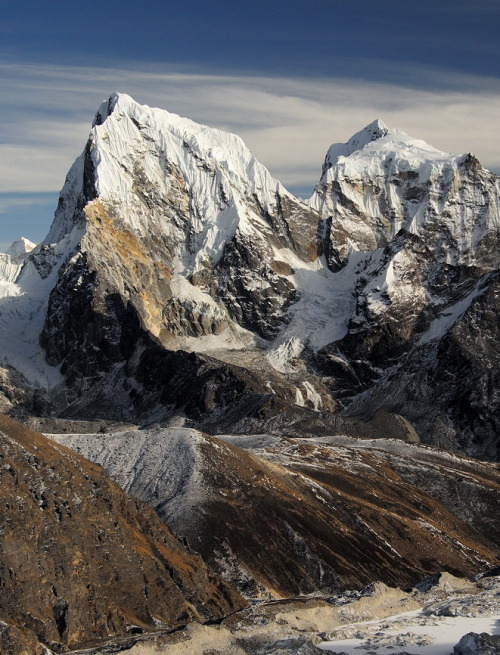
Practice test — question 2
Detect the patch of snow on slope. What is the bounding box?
[318,609,500,655]
[0,232,81,388]
[418,275,491,345]
[267,249,368,371]
[49,428,209,522]
[176,324,259,353]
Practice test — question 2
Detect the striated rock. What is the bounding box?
[0,414,244,654]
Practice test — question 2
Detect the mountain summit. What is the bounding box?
[0,93,499,460]
[5,237,36,257]
[320,118,390,171]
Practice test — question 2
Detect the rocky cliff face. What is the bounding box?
[43,92,318,345]
[0,414,243,654]
[1,94,499,461]
[309,121,500,459]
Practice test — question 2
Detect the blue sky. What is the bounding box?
[1,0,500,250]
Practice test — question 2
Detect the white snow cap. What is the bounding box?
[323,119,390,170]
[6,237,37,257]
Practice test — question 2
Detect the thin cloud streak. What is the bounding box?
[0,195,55,214]
[1,62,499,199]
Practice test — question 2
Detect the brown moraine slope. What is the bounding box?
[53,427,500,599]
[0,414,244,654]
[190,434,500,595]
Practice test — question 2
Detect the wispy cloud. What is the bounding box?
[1,62,499,199]
[0,194,55,214]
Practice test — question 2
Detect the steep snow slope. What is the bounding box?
[47,96,270,285]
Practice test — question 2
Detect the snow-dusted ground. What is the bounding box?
[319,610,500,655]
[49,427,209,522]
[319,575,500,655]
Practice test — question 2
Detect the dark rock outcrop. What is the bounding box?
[454,632,500,655]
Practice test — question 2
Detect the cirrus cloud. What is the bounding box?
[1,61,499,201]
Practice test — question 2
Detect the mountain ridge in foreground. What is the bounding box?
[0,413,243,654]
[51,425,500,598]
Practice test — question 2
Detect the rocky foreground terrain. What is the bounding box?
[65,572,500,655]
[0,414,243,654]
[50,426,500,599]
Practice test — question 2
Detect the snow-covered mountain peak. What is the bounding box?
[345,117,390,150]
[318,120,460,184]
[91,91,281,198]
[309,117,500,283]
[344,128,455,168]
[6,237,36,257]
[34,91,325,369]
[46,92,297,251]
[321,118,390,172]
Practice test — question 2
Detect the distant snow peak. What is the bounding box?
[6,237,36,257]
[350,118,390,148]
[322,118,390,171]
